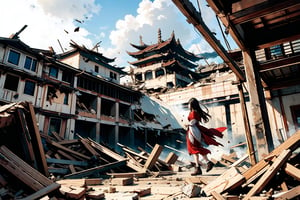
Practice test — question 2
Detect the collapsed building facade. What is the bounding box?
[0,34,184,154]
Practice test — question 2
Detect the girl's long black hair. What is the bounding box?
[188,98,211,123]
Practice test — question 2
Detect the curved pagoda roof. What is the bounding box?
[127,30,200,64]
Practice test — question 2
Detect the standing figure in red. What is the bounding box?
[186,98,226,175]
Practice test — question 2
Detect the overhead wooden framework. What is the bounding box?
[172,0,246,82]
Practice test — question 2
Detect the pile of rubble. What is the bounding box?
[0,102,299,199]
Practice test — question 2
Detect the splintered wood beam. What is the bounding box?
[27,103,49,176]
[143,144,163,171]
[48,140,90,160]
[284,163,300,181]
[272,185,300,200]
[20,183,60,200]
[244,149,292,199]
[243,130,300,180]
[211,191,226,200]
[46,158,89,167]
[0,145,53,191]
[64,160,127,179]
[172,0,246,81]
[88,138,143,172]
[164,152,178,165]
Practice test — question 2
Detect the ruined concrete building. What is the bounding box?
[0,36,184,154]
[127,29,202,93]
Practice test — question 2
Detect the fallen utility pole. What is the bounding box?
[172,0,246,82]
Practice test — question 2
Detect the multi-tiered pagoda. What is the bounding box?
[127,29,201,92]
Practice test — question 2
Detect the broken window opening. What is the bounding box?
[75,120,96,141]
[135,73,142,82]
[46,86,58,105]
[23,80,36,96]
[100,124,115,149]
[101,98,115,117]
[4,74,19,91]
[48,117,62,136]
[7,49,20,65]
[76,92,97,114]
[24,56,37,72]
[119,103,131,120]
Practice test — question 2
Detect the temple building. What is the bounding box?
[127,29,201,93]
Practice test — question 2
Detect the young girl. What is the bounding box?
[186,98,226,175]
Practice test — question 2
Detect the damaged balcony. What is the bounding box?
[76,91,97,118]
[100,97,116,122]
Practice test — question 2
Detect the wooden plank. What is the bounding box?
[64,160,127,179]
[164,152,178,165]
[27,103,49,176]
[185,177,208,185]
[222,154,237,164]
[57,150,78,160]
[244,149,292,199]
[48,140,90,160]
[51,131,63,142]
[59,185,86,199]
[284,162,300,181]
[143,144,163,170]
[80,138,101,157]
[89,138,143,172]
[272,185,300,200]
[243,130,300,180]
[16,109,37,169]
[0,145,53,187]
[202,167,245,196]
[111,177,133,186]
[85,178,103,186]
[46,158,88,167]
[20,183,60,200]
[107,172,146,178]
[86,190,105,199]
[211,191,226,200]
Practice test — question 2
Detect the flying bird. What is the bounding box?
[74,27,80,32]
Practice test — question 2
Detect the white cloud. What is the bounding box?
[0,0,100,53]
[104,0,195,67]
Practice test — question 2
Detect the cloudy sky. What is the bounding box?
[0,0,238,67]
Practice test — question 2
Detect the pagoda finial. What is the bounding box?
[171,30,175,38]
[158,28,162,43]
[139,35,144,45]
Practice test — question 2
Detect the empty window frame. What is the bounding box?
[95,65,99,73]
[4,74,19,91]
[62,70,73,84]
[24,80,36,96]
[8,50,20,65]
[110,71,117,80]
[49,66,58,78]
[155,68,165,77]
[24,56,37,72]
[145,70,153,80]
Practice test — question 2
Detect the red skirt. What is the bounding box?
[186,126,226,155]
